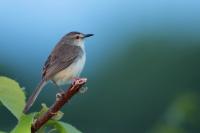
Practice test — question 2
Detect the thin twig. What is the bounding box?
[31,78,87,133]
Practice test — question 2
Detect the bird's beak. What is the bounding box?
[84,34,94,38]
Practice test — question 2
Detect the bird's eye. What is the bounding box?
[76,36,80,39]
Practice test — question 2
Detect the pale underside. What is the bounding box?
[52,53,86,86]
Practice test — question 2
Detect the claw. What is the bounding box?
[73,78,87,85]
[56,93,64,101]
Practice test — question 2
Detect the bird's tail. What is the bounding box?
[23,79,46,113]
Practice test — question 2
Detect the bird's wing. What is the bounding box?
[42,44,83,80]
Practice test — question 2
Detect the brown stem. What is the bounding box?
[31,78,87,133]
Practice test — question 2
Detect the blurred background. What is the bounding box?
[0,0,200,133]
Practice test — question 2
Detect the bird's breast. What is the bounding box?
[52,54,86,86]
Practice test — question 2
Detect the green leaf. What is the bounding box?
[0,131,7,133]
[0,76,25,120]
[11,114,34,133]
[46,120,81,133]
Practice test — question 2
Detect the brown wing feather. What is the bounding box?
[42,44,83,80]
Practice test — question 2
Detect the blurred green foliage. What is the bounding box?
[0,76,81,133]
[0,77,25,120]
[11,114,34,133]
[150,92,200,133]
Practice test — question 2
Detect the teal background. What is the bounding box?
[0,0,200,133]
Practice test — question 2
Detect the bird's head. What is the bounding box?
[63,31,93,46]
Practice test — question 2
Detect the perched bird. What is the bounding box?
[23,32,93,113]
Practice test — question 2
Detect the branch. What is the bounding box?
[31,78,87,133]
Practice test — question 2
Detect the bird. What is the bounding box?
[23,31,93,113]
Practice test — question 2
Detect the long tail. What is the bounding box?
[23,79,46,113]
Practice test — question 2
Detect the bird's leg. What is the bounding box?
[52,80,65,100]
[52,80,65,93]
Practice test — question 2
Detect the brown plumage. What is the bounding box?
[42,44,83,81]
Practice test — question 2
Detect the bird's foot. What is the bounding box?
[72,78,87,85]
[56,92,64,101]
